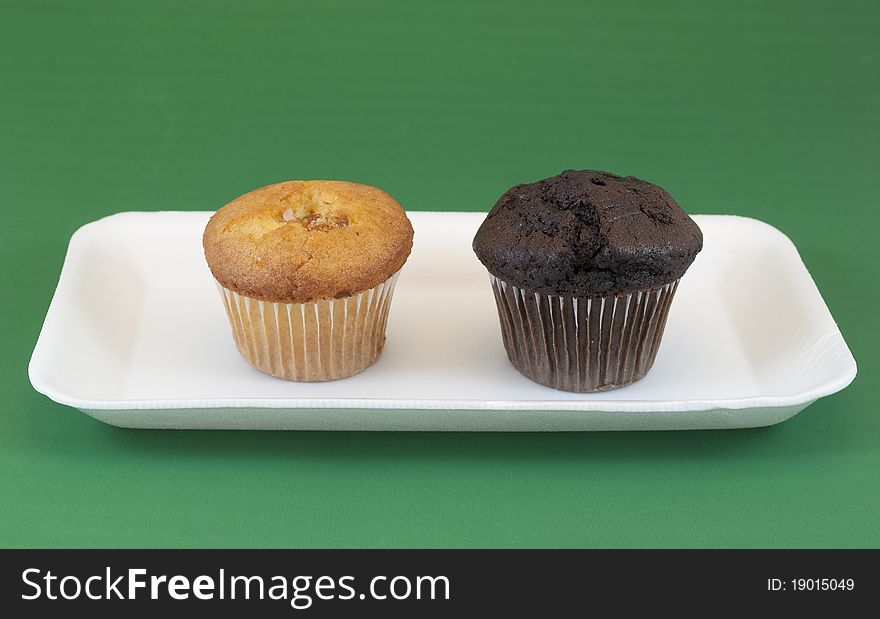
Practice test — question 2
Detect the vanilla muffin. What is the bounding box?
[203,180,413,381]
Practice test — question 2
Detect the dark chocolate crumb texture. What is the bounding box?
[472,170,703,296]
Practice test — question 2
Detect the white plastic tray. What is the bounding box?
[29,212,856,431]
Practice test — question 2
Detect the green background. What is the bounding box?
[1,0,877,547]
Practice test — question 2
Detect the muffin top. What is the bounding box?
[472,170,702,296]
[204,180,413,303]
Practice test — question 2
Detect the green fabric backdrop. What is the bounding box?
[1,0,877,547]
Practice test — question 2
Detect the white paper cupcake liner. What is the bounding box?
[489,275,680,392]
[216,272,400,381]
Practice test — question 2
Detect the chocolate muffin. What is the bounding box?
[473,170,702,392]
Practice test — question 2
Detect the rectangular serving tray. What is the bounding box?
[29,212,856,431]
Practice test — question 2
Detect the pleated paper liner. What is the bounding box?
[489,275,680,392]
[217,272,400,381]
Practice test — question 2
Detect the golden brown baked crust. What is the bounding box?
[203,180,414,303]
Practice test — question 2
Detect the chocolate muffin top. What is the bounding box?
[472,170,702,296]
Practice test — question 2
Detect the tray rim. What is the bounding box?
[28,211,858,416]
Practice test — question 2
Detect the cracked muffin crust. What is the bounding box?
[472,170,702,296]
[203,180,414,303]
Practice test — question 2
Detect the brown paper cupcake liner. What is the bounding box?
[489,275,680,392]
[216,272,400,381]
